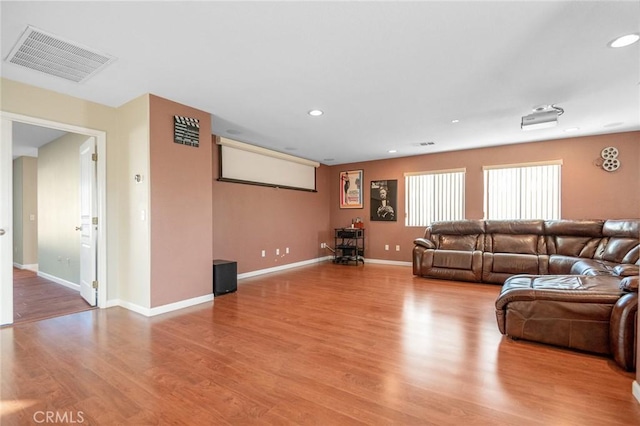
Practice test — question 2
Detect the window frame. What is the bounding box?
[482,160,562,220]
[404,168,466,227]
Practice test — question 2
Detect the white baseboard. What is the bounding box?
[105,299,120,309]
[105,257,407,317]
[365,258,412,267]
[13,262,38,272]
[633,380,640,404]
[111,293,214,317]
[237,256,333,280]
[37,271,80,291]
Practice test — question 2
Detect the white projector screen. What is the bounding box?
[217,137,319,192]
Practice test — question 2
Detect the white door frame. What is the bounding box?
[0,111,107,324]
[79,137,98,307]
[0,118,13,325]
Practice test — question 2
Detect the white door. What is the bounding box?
[79,138,97,306]
[0,119,13,325]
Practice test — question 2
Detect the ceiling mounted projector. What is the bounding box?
[521,105,564,131]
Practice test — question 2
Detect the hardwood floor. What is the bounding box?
[2,263,639,425]
[12,268,94,324]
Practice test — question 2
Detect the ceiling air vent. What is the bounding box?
[5,26,115,83]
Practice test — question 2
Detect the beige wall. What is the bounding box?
[12,157,24,265]
[38,133,87,283]
[212,136,332,274]
[149,95,212,307]
[1,78,121,300]
[12,156,38,266]
[329,131,640,262]
[115,94,151,308]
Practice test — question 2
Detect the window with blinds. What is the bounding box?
[483,161,562,220]
[404,169,465,227]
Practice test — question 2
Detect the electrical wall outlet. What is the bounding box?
[261,250,266,257]
[396,245,400,251]
[385,244,389,251]
[320,242,326,249]
[286,247,290,254]
[276,248,280,255]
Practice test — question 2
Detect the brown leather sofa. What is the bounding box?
[413,219,639,370]
[495,274,638,370]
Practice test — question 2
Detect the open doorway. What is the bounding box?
[0,113,107,326]
[12,123,96,323]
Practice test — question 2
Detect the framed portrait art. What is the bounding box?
[339,170,363,209]
[370,180,397,221]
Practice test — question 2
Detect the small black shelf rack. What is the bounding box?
[333,228,365,265]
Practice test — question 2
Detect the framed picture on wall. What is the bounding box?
[339,170,363,209]
[370,180,397,221]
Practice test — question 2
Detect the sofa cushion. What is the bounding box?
[439,234,480,251]
[489,234,540,254]
[433,250,474,270]
[485,220,545,235]
[548,255,583,275]
[570,259,616,276]
[549,236,601,257]
[603,219,639,238]
[490,253,539,274]
[599,238,638,264]
[429,219,485,235]
[544,219,604,237]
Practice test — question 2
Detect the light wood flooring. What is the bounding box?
[2,263,639,425]
[12,268,94,324]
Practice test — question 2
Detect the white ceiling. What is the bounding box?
[1,1,638,165]
[11,122,67,159]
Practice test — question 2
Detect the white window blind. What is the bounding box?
[483,161,562,220]
[404,169,465,227]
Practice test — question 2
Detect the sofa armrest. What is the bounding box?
[613,264,639,277]
[414,238,435,249]
[619,276,638,292]
[610,292,637,371]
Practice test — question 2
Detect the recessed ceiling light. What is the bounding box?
[308,109,323,116]
[388,150,397,153]
[564,127,579,132]
[609,33,640,48]
[451,119,460,124]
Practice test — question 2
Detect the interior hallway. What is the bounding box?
[12,267,94,325]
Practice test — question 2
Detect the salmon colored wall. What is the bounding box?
[149,95,213,307]
[329,131,640,262]
[212,136,331,274]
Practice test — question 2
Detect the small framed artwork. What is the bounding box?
[371,180,397,221]
[339,170,363,209]
[174,115,200,147]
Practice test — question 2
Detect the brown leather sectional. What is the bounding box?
[413,219,639,370]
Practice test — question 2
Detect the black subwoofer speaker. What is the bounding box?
[213,259,237,296]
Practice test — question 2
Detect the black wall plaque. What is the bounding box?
[174,115,200,147]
